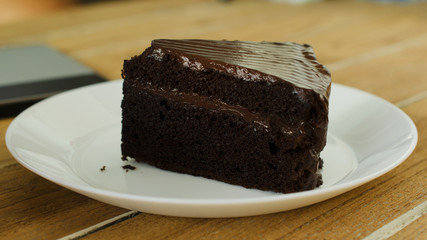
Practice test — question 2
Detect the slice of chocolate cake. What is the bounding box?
[121,39,331,193]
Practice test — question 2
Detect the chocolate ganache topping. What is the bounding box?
[150,39,331,99]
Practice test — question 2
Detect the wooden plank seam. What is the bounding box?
[362,200,427,240]
[396,90,427,108]
[57,201,426,239]
[57,210,140,240]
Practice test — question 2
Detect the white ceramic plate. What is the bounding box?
[6,80,417,218]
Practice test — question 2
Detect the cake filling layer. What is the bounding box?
[141,85,269,128]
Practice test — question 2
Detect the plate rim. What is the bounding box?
[5,81,418,209]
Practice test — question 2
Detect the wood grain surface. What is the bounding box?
[0,0,426,239]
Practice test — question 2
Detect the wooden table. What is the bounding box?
[1,0,426,239]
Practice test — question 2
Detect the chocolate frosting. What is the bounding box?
[151,39,331,99]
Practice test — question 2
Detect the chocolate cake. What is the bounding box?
[121,39,331,193]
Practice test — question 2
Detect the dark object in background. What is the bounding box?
[0,45,106,117]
